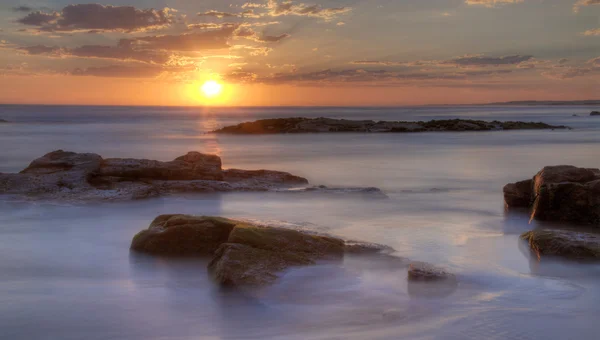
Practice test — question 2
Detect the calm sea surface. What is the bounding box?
[1,105,600,339]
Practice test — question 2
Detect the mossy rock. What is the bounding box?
[227,224,346,258]
[131,215,236,255]
[521,230,600,260]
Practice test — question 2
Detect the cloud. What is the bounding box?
[234,27,290,42]
[221,67,515,86]
[197,10,239,18]
[444,54,533,67]
[266,0,351,20]
[464,0,524,7]
[17,41,172,64]
[72,65,193,78]
[542,67,595,79]
[574,0,600,13]
[588,56,600,67]
[18,45,61,55]
[124,26,235,51]
[583,28,600,36]
[352,55,533,68]
[13,6,33,12]
[17,4,175,32]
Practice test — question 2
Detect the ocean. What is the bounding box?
[1,104,599,339]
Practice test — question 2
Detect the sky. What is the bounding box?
[0,0,599,106]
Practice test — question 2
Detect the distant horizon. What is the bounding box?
[1,99,599,108]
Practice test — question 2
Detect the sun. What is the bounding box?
[200,80,223,98]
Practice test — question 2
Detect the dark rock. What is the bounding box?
[226,223,345,257]
[591,111,600,116]
[131,215,397,287]
[503,179,533,208]
[344,241,395,254]
[208,243,314,286]
[212,117,569,134]
[100,151,223,181]
[131,215,236,255]
[504,166,600,225]
[0,119,8,123]
[521,229,600,260]
[408,262,455,281]
[0,150,311,202]
[223,169,308,188]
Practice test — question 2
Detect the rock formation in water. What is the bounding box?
[211,117,569,134]
[0,150,309,202]
[503,165,600,225]
[591,111,600,116]
[0,119,8,123]
[521,229,600,260]
[131,215,392,286]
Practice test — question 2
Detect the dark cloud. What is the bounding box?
[17,4,175,32]
[18,42,170,64]
[17,11,59,26]
[72,65,193,78]
[126,26,235,51]
[353,55,533,68]
[13,6,33,12]
[444,55,533,67]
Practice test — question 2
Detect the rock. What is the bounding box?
[227,223,345,257]
[212,118,568,134]
[503,179,533,208]
[521,229,600,260]
[131,215,237,255]
[100,151,223,181]
[0,119,8,123]
[504,166,600,225]
[408,262,455,281]
[344,241,395,254]
[0,150,311,202]
[223,169,308,188]
[131,215,393,287]
[591,111,600,116]
[208,243,313,286]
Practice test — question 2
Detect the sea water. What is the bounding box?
[1,105,599,339]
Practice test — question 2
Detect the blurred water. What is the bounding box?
[1,105,600,339]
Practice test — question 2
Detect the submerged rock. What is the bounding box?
[591,111,600,116]
[521,229,600,260]
[0,150,309,202]
[131,215,400,287]
[212,117,569,134]
[504,165,600,225]
[0,119,9,123]
[408,262,455,281]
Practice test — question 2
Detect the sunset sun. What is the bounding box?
[200,80,223,98]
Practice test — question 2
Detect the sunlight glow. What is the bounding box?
[201,81,223,98]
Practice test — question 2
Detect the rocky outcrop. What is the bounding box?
[591,111,600,116]
[521,229,600,260]
[131,215,395,287]
[503,166,600,225]
[212,117,568,134]
[0,150,309,202]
